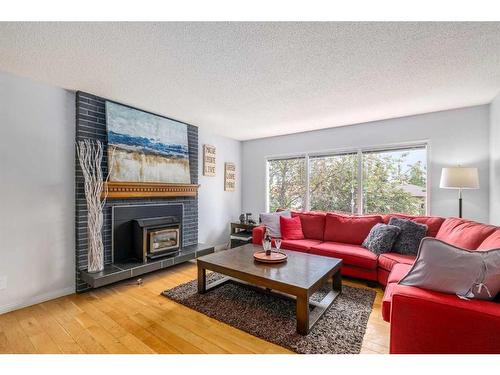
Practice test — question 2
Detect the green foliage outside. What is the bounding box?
[362,152,426,215]
[268,158,306,212]
[268,150,426,215]
[309,154,358,213]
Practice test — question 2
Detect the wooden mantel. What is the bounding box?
[102,181,200,199]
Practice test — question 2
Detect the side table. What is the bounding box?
[230,222,259,248]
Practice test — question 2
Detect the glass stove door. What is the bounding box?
[150,228,179,253]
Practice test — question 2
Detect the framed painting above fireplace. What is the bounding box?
[106,101,191,184]
[102,101,199,199]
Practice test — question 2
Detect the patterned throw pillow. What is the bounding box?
[362,223,401,255]
[389,217,428,256]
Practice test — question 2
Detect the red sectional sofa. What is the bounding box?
[252,211,446,285]
[252,211,500,353]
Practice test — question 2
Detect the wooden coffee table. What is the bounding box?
[197,243,342,335]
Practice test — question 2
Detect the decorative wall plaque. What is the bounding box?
[203,144,216,176]
[224,162,236,191]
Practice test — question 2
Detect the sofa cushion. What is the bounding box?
[280,215,304,240]
[477,229,500,250]
[280,238,322,253]
[388,263,413,284]
[362,223,401,255]
[435,218,497,250]
[310,241,378,269]
[382,214,445,237]
[389,217,427,256]
[378,252,416,271]
[294,212,326,241]
[324,213,383,245]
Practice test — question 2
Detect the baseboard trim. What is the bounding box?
[0,286,75,315]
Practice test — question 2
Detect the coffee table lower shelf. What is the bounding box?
[197,266,342,335]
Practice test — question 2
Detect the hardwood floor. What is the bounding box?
[0,261,389,354]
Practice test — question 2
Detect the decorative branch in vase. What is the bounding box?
[77,139,113,273]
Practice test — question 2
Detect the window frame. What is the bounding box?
[265,141,431,215]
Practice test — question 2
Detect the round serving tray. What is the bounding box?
[253,250,288,263]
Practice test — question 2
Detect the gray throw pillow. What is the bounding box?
[400,238,500,300]
[259,210,291,238]
[389,217,427,256]
[362,223,401,255]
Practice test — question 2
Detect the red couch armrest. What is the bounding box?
[390,284,500,354]
[252,225,266,245]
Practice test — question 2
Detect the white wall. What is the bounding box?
[0,71,243,313]
[242,105,491,223]
[198,128,242,249]
[490,92,500,225]
[0,71,75,313]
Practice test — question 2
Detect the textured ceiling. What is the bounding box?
[1,22,500,140]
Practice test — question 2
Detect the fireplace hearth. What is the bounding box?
[79,202,214,289]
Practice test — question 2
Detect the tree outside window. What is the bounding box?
[362,148,427,215]
[267,146,427,215]
[309,153,358,214]
[267,157,306,212]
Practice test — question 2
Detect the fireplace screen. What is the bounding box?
[149,228,179,253]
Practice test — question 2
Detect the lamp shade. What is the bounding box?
[440,167,479,189]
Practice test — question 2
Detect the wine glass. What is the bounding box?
[275,238,282,253]
[262,239,271,255]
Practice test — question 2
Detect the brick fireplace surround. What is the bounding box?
[75,91,210,292]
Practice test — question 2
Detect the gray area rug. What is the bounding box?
[162,273,376,354]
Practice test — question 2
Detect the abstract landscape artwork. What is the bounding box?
[106,101,190,183]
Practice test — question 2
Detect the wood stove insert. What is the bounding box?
[112,203,184,263]
[133,216,181,262]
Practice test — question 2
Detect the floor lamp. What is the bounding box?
[440,167,479,218]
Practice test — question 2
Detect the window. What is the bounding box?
[362,147,427,215]
[267,157,306,213]
[309,153,358,214]
[266,144,427,215]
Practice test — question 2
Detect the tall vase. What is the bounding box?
[86,197,105,273]
[77,139,107,273]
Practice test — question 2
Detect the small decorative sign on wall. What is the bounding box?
[203,144,216,176]
[224,162,236,191]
